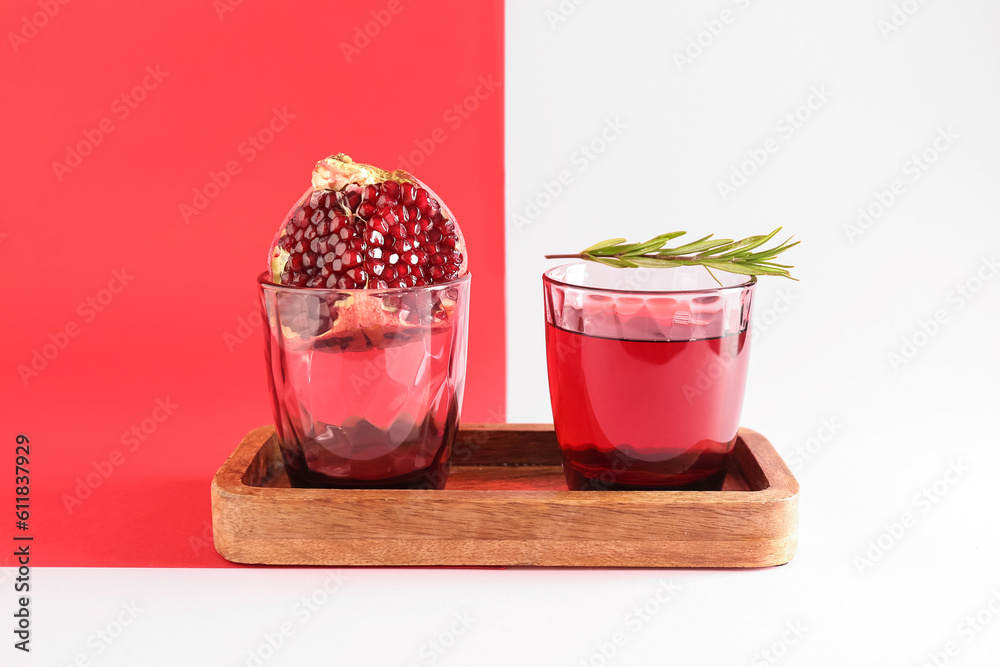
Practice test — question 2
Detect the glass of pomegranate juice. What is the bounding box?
[544,263,755,491]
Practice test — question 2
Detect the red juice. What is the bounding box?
[545,323,750,490]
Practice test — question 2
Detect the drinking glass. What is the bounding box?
[543,263,755,490]
[259,273,471,489]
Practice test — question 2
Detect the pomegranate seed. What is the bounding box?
[362,184,378,202]
[367,246,383,259]
[401,183,417,205]
[358,202,376,218]
[429,266,444,280]
[393,239,412,253]
[391,223,407,239]
[378,205,397,222]
[382,267,397,281]
[381,181,400,200]
[387,253,400,265]
[415,189,430,213]
[365,259,386,276]
[365,229,384,246]
[370,279,389,289]
[341,250,363,268]
[345,266,368,283]
[369,216,390,235]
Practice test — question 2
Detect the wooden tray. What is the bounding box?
[212,424,798,568]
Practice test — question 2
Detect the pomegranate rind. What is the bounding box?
[311,153,416,191]
[276,289,460,353]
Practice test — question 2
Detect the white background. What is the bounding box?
[9,0,1000,665]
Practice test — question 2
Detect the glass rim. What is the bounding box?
[542,262,756,296]
[257,270,470,294]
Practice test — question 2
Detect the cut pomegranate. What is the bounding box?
[269,153,467,289]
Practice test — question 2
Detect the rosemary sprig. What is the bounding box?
[545,227,799,284]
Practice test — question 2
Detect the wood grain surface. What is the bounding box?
[212,424,799,568]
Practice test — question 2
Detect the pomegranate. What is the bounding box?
[269,153,466,289]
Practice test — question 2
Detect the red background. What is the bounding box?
[1,0,504,566]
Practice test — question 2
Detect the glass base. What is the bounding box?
[563,464,729,491]
[284,458,451,490]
